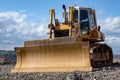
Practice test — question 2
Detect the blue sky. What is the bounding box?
[0,0,120,54]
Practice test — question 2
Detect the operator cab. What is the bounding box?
[54,6,98,39]
[73,6,97,35]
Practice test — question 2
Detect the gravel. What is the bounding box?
[0,58,120,80]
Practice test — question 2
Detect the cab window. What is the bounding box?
[73,10,78,22]
[80,10,89,34]
[90,14,95,28]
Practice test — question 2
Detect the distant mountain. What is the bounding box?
[114,55,120,59]
[0,50,16,64]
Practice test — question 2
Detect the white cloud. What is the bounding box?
[105,36,120,46]
[98,10,104,15]
[0,29,2,32]
[5,34,11,37]
[0,11,48,50]
[100,16,120,54]
[102,16,120,32]
[0,11,26,23]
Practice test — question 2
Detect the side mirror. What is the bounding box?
[98,26,101,31]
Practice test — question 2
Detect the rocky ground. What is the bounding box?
[0,56,120,80]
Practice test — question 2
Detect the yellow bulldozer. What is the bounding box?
[12,5,113,72]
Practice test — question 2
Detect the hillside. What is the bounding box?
[0,50,16,64]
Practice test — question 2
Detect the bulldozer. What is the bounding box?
[12,5,113,72]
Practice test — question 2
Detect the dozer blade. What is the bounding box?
[12,40,92,72]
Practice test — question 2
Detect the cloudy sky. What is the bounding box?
[0,0,120,54]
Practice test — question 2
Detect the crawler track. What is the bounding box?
[90,43,113,67]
